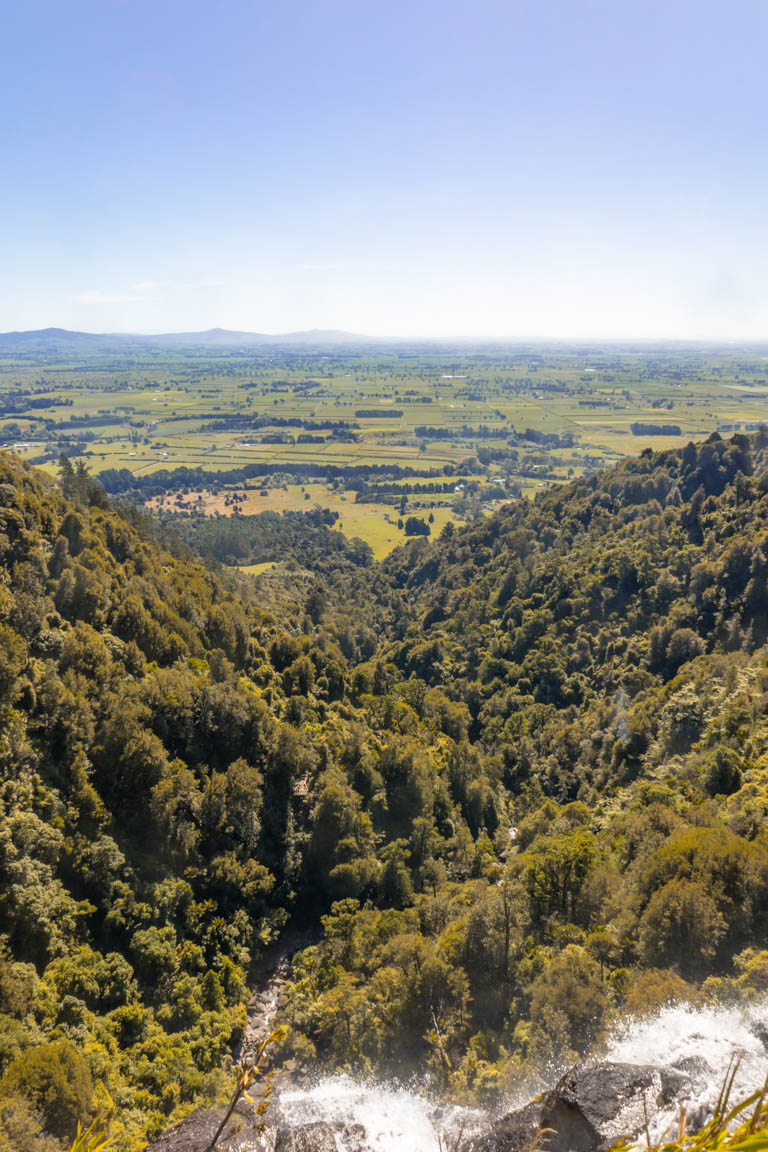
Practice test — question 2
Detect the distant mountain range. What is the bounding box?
[0,326,371,351]
[5,328,756,356]
[147,327,370,347]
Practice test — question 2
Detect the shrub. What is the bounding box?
[0,1040,93,1140]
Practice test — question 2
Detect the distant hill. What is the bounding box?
[148,327,368,346]
[0,326,113,349]
[0,326,369,351]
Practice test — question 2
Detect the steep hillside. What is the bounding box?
[382,430,767,801]
[277,431,768,1093]
[0,453,506,1149]
[3,434,768,1149]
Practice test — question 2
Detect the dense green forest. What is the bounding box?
[152,504,375,572]
[2,432,768,1149]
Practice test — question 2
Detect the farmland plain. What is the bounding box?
[2,334,767,557]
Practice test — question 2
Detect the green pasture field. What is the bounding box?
[147,480,455,559]
[2,341,767,557]
[236,560,279,576]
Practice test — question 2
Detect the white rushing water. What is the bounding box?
[247,998,768,1151]
[275,1075,482,1151]
[603,997,768,1139]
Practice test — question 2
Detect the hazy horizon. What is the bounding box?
[6,325,768,348]
[4,0,768,342]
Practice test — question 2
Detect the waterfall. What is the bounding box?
[276,1076,476,1151]
[241,997,768,1151]
[603,997,768,1140]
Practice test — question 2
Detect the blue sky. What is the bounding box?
[2,0,768,339]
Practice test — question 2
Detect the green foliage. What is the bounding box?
[527,944,608,1060]
[0,1040,93,1140]
[5,431,768,1138]
[0,1089,60,1152]
[65,1123,110,1152]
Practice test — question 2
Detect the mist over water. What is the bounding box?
[277,1077,467,1151]
[265,998,768,1151]
[603,998,768,1139]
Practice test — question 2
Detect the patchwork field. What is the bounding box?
[2,337,767,557]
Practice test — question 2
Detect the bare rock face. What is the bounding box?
[144,1109,225,1152]
[144,1101,275,1151]
[275,1123,338,1152]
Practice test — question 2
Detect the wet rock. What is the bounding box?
[144,1109,223,1152]
[540,1062,668,1152]
[144,1105,260,1151]
[750,1022,768,1052]
[236,956,292,1066]
[471,1061,694,1152]
[468,1098,543,1151]
[275,1121,338,1152]
[337,1122,368,1152]
[659,1067,694,1105]
[671,1055,711,1081]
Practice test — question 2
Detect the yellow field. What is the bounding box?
[235,561,279,575]
[147,481,460,559]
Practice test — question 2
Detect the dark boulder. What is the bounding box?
[144,1109,225,1152]
[144,1101,272,1151]
[275,1122,338,1152]
[659,1067,695,1105]
[540,1062,675,1152]
[670,1056,711,1081]
[468,1098,543,1151]
[750,1021,768,1053]
[471,1062,693,1152]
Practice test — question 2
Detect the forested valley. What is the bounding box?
[2,431,768,1149]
